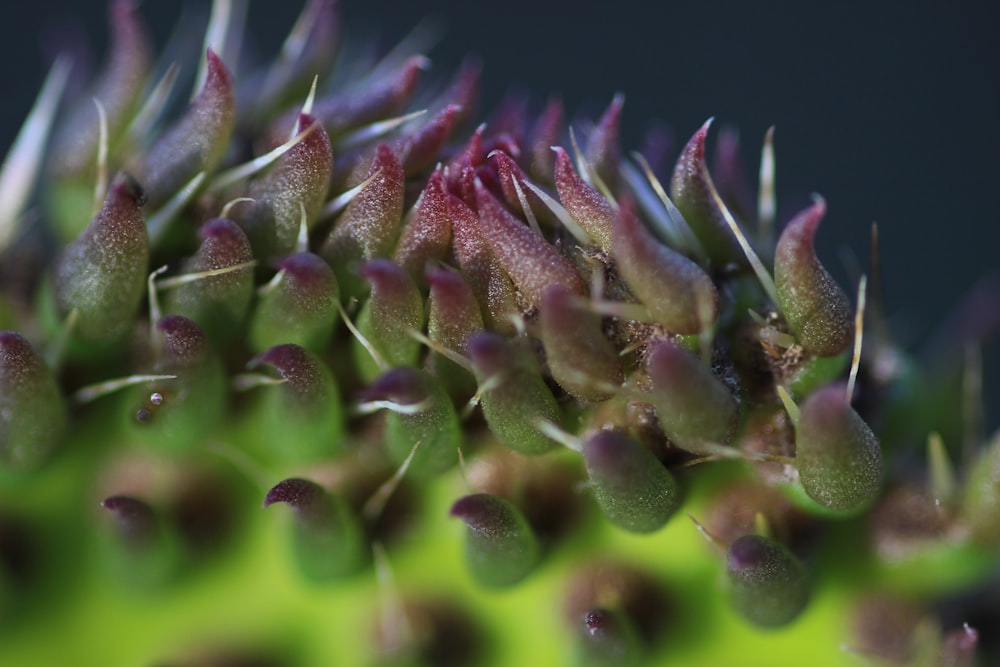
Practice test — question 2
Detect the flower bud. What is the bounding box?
[0,332,67,470]
[237,113,333,261]
[54,172,148,343]
[774,198,853,357]
[100,494,179,589]
[582,430,681,533]
[726,534,810,627]
[131,315,225,452]
[136,50,234,208]
[396,104,461,177]
[363,367,460,478]
[448,191,520,334]
[249,252,339,355]
[585,94,624,190]
[469,332,560,456]
[960,434,1000,545]
[163,218,253,344]
[473,178,586,309]
[527,98,563,183]
[321,144,404,300]
[670,120,745,268]
[264,478,366,580]
[574,609,640,667]
[249,344,344,464]
[612,197,718,334]
[423,265,482,393]
[353,259,423,382]
[645,340,739,454]
[795,383,881,512]
[539,285,622,402]
[554,146,614,250]
[52,0,152,180]
[393,167,452,283]
[450,493,540,587]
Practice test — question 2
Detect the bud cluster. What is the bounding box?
[0,2,994,666]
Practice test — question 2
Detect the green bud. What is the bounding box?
[469,331,560,456]
[726,534,810,628]
[248,252,339,355]
[582,430,681,533]
[450,493,540,587]
[100,495,179,590]
[0,332,67,470]
[363,367,460,478]
[54,172,148,344]
[264,478,366,581]
[353,259,423,382]
[960,433,1000,545]
[795,383,881,512]
[645,340,739,454]
[574,608,640,667]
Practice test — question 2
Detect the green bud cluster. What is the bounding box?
[0,1,995,666]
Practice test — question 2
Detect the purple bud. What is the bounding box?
[554,146,614,250]
[473,178,586,308]
[468,332,560,456]
[612,197,718,334]
[250,344,344,464]
[448,191,520,334]
[364,367,460,477]
[527,98,563,183]
[53,0,152,177]
[576,608,640,667]
[670,120,745,268]
[54,172,148,343]
[101,495,159,548]
[321,144,405,300]
[393,167,452,283]
[264,478,366,580]
[774,198,853,357]
[585,94,624,190]
[396,104,460,176]
[354,259,424,381]
[425,265,483,398]
[238,113,333,261]
[712,127,756,226]
[137,49,235,208]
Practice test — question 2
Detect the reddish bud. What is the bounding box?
[0,332,67,469]
[554,146,614,250]
[774,198,853,357]
[612,197,718,334]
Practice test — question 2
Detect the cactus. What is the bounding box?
[0,2,996,666]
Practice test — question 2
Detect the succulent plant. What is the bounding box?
[0,2,997,666]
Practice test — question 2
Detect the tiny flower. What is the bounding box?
[320,144,405,300]
[247,344,344,464]
[670,120,745,268]
[163,218,254,343]
[539,284,623,402]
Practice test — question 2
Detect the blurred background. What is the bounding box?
[1,0,997,419]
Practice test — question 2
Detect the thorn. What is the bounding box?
[846,275,867,404]
[688,514,727,554]
[757,126,776,247]
[74,374,177,405]
[91,98,109,217]
[776,385,801,425]
[927,432,956,506]
[363,439,423,523]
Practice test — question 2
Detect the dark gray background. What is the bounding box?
[2,1,997,415]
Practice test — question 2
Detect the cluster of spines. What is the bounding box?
[0,1,995,665]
